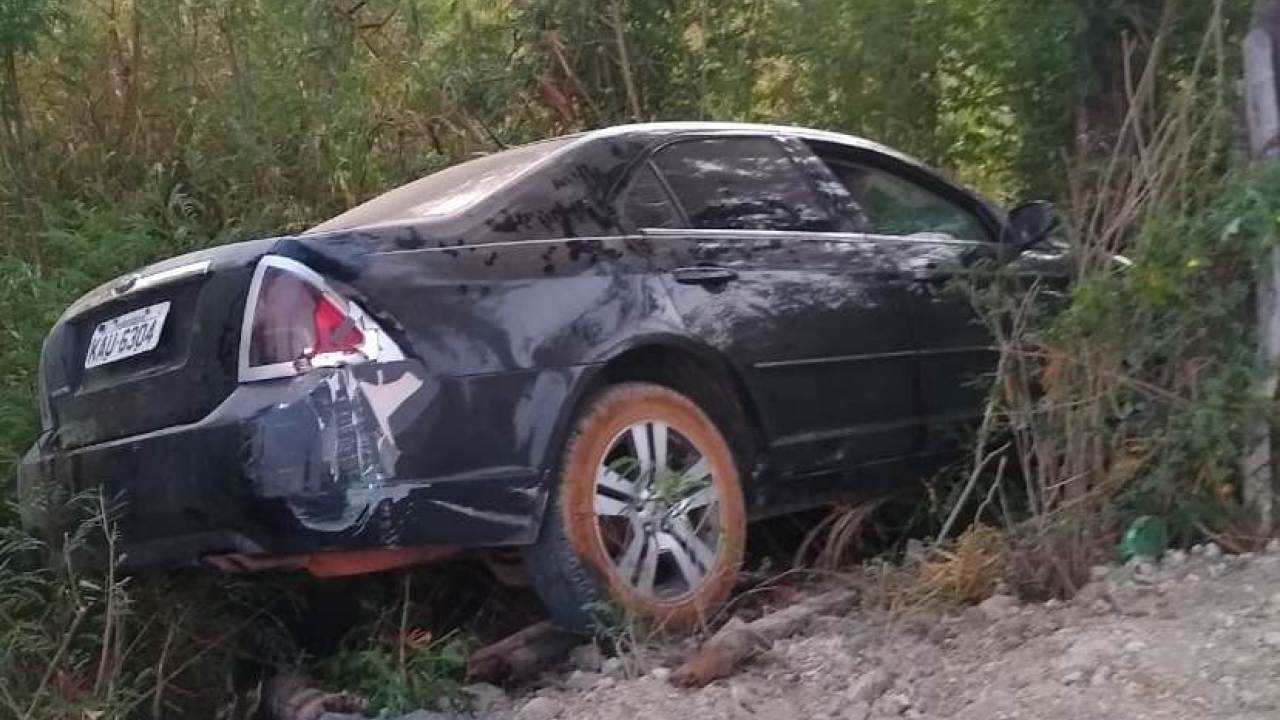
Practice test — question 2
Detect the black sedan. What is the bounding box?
[19,123,1063,630]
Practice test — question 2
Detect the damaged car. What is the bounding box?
[19,122,1063,630]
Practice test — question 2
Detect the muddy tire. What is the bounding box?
[524,383,747,632]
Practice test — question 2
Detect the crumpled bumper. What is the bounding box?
[17,361,550,570]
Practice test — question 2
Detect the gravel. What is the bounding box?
[479,547,1280,720]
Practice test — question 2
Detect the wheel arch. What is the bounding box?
[541,335,769,497]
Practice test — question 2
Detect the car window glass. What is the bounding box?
[619,164,682,229]
[652,138,835,231]
[307,137,575,234]
[827,161,988,241]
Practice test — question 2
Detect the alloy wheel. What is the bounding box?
[592,420,723,600]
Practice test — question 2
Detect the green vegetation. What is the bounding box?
[318,628,470,713]
[935,1,1280,596]
[0,0,1269,716]
[950,164,1280,598]
[1057,167,1280,524]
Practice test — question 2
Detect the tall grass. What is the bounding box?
[0,488,301,719]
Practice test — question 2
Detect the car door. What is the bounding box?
[812,150,1001,445]
[616,134,921,485]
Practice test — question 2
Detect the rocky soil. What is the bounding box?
[472,541,1280,720]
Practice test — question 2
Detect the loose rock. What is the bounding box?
[398,712,455,720]
[878,692,912,715]
[462,682,507,712]
[978,594,1020,621]
[564,670,599,691]
[845,668,895,704]
[517,696,563,720]
[569,644,603,673]
[601,657,626,679]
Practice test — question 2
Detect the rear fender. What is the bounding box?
[533,333,766,499]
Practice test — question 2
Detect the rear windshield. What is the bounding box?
[308,137,576,233]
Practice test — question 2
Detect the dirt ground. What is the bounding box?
[467,542,1280,720]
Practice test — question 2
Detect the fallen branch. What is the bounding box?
[670,589,857,687]
[467,621,579,683]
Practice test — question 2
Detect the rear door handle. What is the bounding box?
[673,265,739,285]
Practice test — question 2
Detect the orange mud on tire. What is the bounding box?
[526,382,747,632]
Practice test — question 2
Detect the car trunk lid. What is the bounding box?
[41,238,277,450]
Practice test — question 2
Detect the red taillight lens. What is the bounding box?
[312,294,364,354]
[248,267,364,366]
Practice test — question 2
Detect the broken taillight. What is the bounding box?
[311,292,366,355]
[240,256,400,382]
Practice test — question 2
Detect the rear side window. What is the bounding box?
[618,164,682,229]
[652,138,835,231]
[307,137,574,234]
[826,161,989,241]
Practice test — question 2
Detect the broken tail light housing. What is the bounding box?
[238,256,403,382]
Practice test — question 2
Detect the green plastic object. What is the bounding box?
[1120,515,1168,561]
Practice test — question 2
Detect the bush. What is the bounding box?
[934,4,1279,597]
[318,629,471,715]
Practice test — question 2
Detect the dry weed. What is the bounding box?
[910,525,1008,605]
[794,499,885,572]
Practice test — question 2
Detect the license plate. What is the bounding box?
[84,301,171,369]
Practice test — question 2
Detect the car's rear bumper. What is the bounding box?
[18,361,550,570]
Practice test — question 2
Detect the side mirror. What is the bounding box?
[1006,200,1059,253]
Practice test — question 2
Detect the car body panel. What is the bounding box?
[650,228,920,471]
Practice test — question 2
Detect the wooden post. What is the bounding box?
[1243,1,1280,533]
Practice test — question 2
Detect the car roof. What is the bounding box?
[307,122,959,235]
[573,122,994,216]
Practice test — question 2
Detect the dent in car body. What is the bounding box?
[237,359,600,550]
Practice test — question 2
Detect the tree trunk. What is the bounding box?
[1243,1,1280,533]
[608,0,642,121]
[0,47,39,264]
